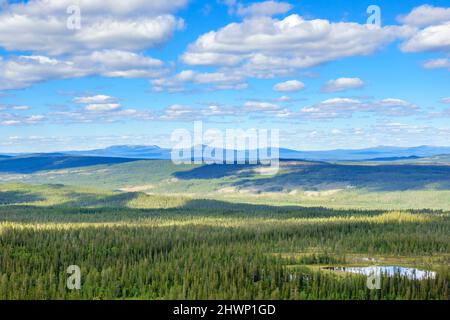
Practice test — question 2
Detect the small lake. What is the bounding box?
[322,266,436,280]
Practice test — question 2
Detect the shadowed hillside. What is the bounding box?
[172,161,450,191]
[0,154,141,174]
[0,190,45,205]
[2,159,450,193]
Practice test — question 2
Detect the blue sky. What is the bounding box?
[0,0,449,152]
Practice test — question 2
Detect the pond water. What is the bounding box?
[322,266,436,280]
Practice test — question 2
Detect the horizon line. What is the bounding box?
[2,144,450,155]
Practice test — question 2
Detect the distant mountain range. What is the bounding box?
[280,146,450,161]
[2,145,450,165]
[66,145,172,159]
[61,145,450,161]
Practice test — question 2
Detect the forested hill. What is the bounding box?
[0,154,141,174]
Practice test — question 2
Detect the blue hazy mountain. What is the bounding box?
[66,145,277,162]
[277,146,450,161]
[55,145,450,161]
[65,145,172,159]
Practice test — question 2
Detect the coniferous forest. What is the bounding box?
[0,186,448,300]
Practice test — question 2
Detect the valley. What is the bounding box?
[0,149,449,300]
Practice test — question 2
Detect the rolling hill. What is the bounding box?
[0,153,141,174]
[1,146,450,211]
[2,156,450,193]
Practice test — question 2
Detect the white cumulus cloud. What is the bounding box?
[398,5,450,27]
[84,103,121,112]
[0,0,186,55]
[74,95,117,104]
[151,70,247,92]
[0,51,167,90]
[322,78,365,93]
[299,97,419,120]
[422,58,450,69]
[273,80,305,92]
[182,14,411,77]
[401,23,450,53]
[236,1,293,17]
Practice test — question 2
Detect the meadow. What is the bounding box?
[0,183,449,300]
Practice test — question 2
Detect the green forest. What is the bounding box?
[0,184,448,300]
